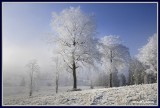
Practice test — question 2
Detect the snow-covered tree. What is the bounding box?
[85,64,98,89]
[26,59,40,96]
[128,58,145,85]
[112,68,120,87]
[50,7,98,90]
[55,57,59,93]
[52,55,64,93]
[99,35,130,87]
[137,33,157,83]
[121,74,126,86]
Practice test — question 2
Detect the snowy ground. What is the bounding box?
[3,83,157,106]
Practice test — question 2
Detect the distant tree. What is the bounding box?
[52,54,65,93]
[50,7,98,90]
[121,74,126,86]
[86,64,96,89]
[99,35,130,87]
[145,72,156,84]
[94,72,108,87]
[26,59,40,96]
[55,57,60,93]
[128,58,145,85]
[112,68,120,87]
[137,33,157,83]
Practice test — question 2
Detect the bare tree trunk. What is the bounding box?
[90,80,93,89]
[73,61,77,89]
[55,57,59,93]
[56,76,59,93]
[26,60,39,97]
[29,75,33,96]
[29,89,32,96]
[110,73,112,87]
[109,50,113,88]
[29,67,33,96]
[71,38,77,90]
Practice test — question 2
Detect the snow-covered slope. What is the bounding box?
[3,83,157,106]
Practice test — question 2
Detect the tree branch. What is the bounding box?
[60,52,73,70]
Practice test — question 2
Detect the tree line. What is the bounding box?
[24,7,157,96]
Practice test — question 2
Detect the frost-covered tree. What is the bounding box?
[26,59,40,96]
[50,7,98,90]
[52,55,63,93]
[55,57,59,93]
[85,64,98,89]
[128,58,145,85]
[94,72,108,86]
[121,74,126,86]
[112,68,120,87]
[99,35,130,87]
[137,33,157,83]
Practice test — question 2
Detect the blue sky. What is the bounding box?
[3,3,157,67]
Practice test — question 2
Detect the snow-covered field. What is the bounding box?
[3,83,157,106]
